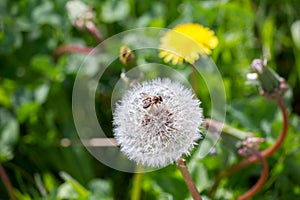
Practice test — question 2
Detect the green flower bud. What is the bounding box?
[251,59,288,97]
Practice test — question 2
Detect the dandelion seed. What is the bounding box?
[113,78,203,167]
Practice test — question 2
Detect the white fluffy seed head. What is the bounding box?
[113,78,203,168]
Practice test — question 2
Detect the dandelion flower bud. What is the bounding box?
[113,78,203,168]
[251,59,288,97]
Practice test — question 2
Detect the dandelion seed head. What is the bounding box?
[113,78,203,167]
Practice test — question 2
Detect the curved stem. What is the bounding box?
[0,164,16,200]
[53,45,94,62]
[209,96,288,197]
[263,97,288,155]
[237,153,269,200]
[228,96,288,170]
[177,158,202,200]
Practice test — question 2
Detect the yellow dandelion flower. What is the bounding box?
[159,23,219,65]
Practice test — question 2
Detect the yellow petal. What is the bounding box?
[159,23,218,65]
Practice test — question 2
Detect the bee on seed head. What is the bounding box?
[140,93,163,109]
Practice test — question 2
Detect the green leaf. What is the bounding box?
[31,55,64,81]
[0,79,16,108]
[0,108,19,162]
[43,172,59,194]
[34,83,50,104]
[11,81,50,123]
[0,20,23,52]
[101,0,130,23]
[59,172,90,199]
[227,97,278,133]
[16,102,40,123]
[57,182,80,199]
[262,17,275,57]
[88,179,113,200]
[143,166,188,200]
[31,1,61,26]
[0,87,10,107]
[291,20,300,51]
[14,190,32,200]
[189,161,210,192]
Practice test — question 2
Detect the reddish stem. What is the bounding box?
[237,153,269,200]
[229,96,288,170]
[209,96,288,197]
[85,21,103,43]
[177,158,202,200]
[0,164,16,200]
[53,45,94,62]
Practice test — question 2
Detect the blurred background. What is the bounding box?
[1,0,300,199]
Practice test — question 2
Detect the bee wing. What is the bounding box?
[140,92,149,98]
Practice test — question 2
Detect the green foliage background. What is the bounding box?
[1,0,300,199]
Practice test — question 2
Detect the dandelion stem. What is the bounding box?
[0,164,16,200]
[60,138,118,147]
[208,96,288,197]
[262,96,288,156]
[131,165,143,200]
[177,158,202,200]
[237,152,269,200]
[204,118,249,141]
[53,45,94,62]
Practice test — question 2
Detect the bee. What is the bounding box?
[119,46,135,66]
[140,93,163,109]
